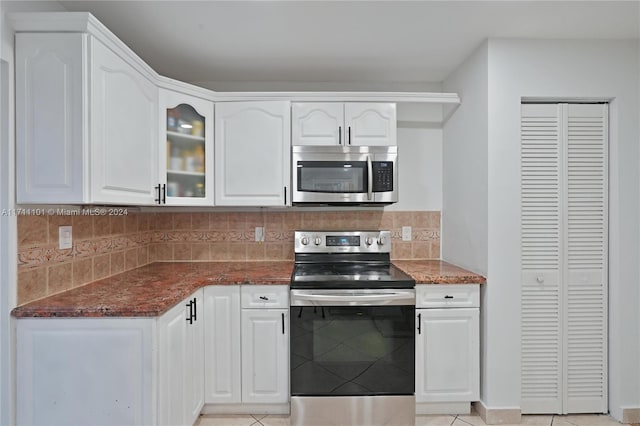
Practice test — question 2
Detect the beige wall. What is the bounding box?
[17,210,440,305]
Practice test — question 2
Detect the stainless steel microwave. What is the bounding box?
[292,145,398,205]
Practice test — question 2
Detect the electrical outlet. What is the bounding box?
[59,225,72,249]
[255,226,265,242]
[402,226,412,241]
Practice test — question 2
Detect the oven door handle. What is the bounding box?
[367,155,373,201]
[290,290,415,306]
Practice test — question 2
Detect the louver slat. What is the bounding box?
[520,104,562,413]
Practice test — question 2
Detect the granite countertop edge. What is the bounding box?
[13,260,486,318]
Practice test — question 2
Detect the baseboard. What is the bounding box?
[201,403,290,415]
[416,402,471,415]
[473,401,522,425]
[622,407,640,424]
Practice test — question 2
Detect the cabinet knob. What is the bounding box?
[536,276,544,284]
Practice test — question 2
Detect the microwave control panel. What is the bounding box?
[372,162,394,192]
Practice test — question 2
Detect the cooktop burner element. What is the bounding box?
[291,230,415,289]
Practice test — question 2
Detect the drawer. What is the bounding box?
[416,284,480,308]
[241,285,289,309]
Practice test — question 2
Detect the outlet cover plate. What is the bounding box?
[402,226,412,241]
[59,225,72,249]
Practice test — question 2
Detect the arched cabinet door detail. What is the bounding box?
[215,101,291,206]
[158,88,214,206]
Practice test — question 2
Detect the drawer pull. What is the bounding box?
[444,295,454,299]
[259,296,269,301]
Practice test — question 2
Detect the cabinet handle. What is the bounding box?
[338,126,342,145]
[162,184,166,204]
[444,295,454,299]
[155,184,161,204]
[417,313,421,335]
[259,296,269,301]
[186,300,193,324]
[348,126,351,145]
[284,186,287,205]
[282,312,285,334]
[192,297,197,322]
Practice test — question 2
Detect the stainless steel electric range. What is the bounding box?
[290,230,416,426]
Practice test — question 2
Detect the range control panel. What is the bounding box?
[295,230,391,254]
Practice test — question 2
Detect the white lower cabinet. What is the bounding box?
[158,289,204,426]
[415,284,480,414]
[241,308,289,404]
[16,290,204,426]
[203,285,289,413]
[203,286,242,404]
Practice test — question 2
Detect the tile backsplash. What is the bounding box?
[17,210,440,305]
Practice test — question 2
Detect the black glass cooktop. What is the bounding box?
[291,263,415,289]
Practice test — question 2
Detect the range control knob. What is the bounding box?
[365,237,374,246]
[377,236,386,246]
[300,236,309,246]
[314,237,322,246]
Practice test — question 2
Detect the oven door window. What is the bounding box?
[297,161,367,193]
[290,305,415,396]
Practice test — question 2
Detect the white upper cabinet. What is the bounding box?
[292,102,396,146]
[90,39,158,205]
[215,101,291,206]
[16,32,158,205]
[345,103,397,146]
[158,88,214,206]
[291,102,344,146]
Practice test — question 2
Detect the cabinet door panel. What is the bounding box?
[416,308,479,402]
[186,290,204,425]
[16,33,87,203]
[204,286,241,404]
[292,102,343,145]
[215,101,290,206]
[91,39,158,205]
[241,309,289,404]
[16,318,154,426]
[158,299,188,426]
[344,103,396,146]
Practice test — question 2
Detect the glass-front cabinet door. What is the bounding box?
[158,88,214,205]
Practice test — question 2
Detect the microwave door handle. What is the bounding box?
[367,155,373,201]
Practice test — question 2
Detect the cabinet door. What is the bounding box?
[203,286,241,404]
[185,290,204,425]
[215,101,291,206]
[159,88,214,206]
[292,102,344,146]
[16,318,154,426]
[157,297,188,426]
[344,103,396,146]
[90,38,158,205]
[241,309,289,404]
[415,308,479,402]
[15,33,88,204]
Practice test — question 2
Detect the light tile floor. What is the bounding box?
[196,412,639,426]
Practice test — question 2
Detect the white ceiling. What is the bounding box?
[56,1,639,90]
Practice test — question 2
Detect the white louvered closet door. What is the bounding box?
[520,103,608,415]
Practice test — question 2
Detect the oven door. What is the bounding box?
[290,289,415,397]
[292,146,397,204]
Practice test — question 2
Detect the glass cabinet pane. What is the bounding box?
[166,104,206,198]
